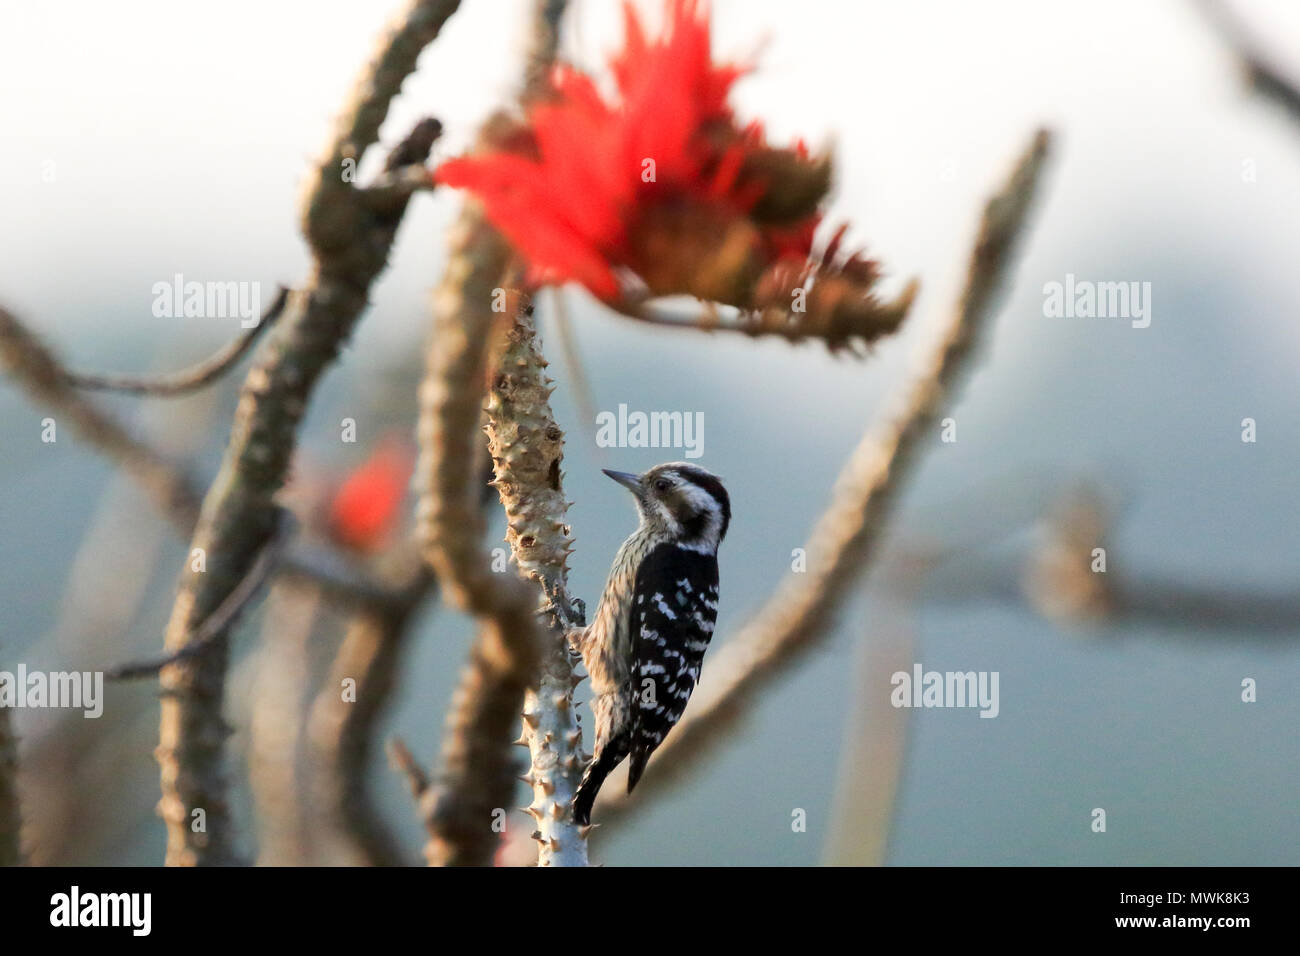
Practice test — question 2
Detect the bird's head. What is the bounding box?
[603,462,731,551]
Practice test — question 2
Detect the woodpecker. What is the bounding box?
[571,462,730,825]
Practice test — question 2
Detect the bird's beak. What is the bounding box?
[602,469,640,493]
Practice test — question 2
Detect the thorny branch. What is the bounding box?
[482,295,588,866]
[153,0,461,865]
[591,129,1055,826]
[402,0,583,868]
[412,208,545,866]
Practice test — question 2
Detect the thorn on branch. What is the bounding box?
[387,736,431,799]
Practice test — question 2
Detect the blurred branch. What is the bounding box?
[822,555,924,866]
[524,0,568,96]
[155,0,461,865]
[1197,0,1300,127]
[1106,580,1300,635]
[0,302,430,611]
[409,207,590,867]
[246,581,323,866]
[359,117,445,210]
[605,276,919,353]
[1023,485,1300,638]
[412,208,545,866]
[413,620,533,866]
[0,306,204,529]
[593,129,1055,824]
[62,287,290,396]
[108,509,295,680]
[387,737,430,802]
[0,702,21,866]
[305,557,432,866]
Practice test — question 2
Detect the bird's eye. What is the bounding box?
[654,478,671,492]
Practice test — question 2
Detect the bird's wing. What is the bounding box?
[626,542,719,792]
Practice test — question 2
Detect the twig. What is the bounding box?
[604,277,919,352]
[359,117,446,212]
[387,737,430,799]
[0,301,426,611]
[1196,0,1300,127]
[593,128,1055,824]
[0,306,205,531]
[155,0,460,866]
[108,509,295,680]
[63,287,290,396]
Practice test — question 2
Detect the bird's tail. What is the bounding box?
[572,742,625,826]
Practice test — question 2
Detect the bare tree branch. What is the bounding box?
[524,0,568,96]
[155,0,461,866]
[0,306,205,530]
[1196,0,1300,127]
[108,509,295,680]
[63,287,290,396]
[593,128,1055,826]
[403,0,580,868]
[412,206,548,866]
[414,619,534,866]
[305,558,432,866]
[0,301,430,613]
[245,580,323,866]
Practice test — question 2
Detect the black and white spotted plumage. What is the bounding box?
[572,462,729,825]
[626,543,719,790]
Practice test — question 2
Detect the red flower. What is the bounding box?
[329,436,413,553]
[434,0,827,305]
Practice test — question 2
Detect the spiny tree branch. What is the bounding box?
[154,0,461,865]
[407,0,579,867]
[483,293,588,866]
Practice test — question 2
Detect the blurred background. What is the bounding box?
[0,0,1297,865]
